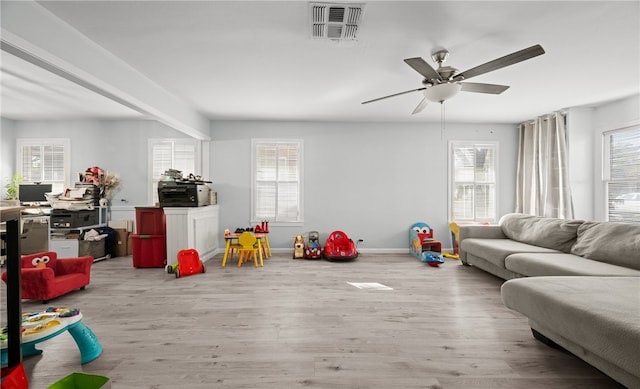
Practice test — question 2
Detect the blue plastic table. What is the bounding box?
[1,310,102,366]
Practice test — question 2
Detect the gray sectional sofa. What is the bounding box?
[459,213,640,388]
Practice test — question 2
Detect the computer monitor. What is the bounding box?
[18,183,53,203]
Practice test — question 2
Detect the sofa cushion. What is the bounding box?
[501,276,640,388]
[460,238,559,269]
[505,252,640,277]
[570,221,640,270]
[499,213,583,253]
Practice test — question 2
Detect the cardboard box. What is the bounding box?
[113,228,129,257]
[127,235,133,255]
[108,219,134,233]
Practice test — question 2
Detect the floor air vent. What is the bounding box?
[310,3,365,41]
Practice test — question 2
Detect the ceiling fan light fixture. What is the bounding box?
[424,82,461,103]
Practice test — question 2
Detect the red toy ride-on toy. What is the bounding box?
[323,230,358,260]
[304,231,322,259]
[172,248,206,278]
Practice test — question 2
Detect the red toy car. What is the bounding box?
[172,248,206,278]
[304,231,322,259]
[323,230,358,260]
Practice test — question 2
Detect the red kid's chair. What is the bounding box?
[1,251,93,303]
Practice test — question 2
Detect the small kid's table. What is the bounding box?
[1,308,103,367]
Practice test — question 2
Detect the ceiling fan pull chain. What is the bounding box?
[440,102,445,140]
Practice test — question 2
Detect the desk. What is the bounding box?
[221,233,270,267]
[1,308,102,366]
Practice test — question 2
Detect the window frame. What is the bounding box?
[448,140,499,223]
[148,138,201,204]
[603,125,640,223]
[251,138,304,226]
[16,138,70,194]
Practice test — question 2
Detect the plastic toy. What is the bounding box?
[323,230,358,260]
[304,231,322,259]
[442,222,460,259]
[293,235,305,259]
[169,248,206,278]
[409,222,445,267]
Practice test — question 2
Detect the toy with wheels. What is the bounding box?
[172,248,206,278]
[304,231,322,259]
[323,230,358,260]
[410,222,445,267]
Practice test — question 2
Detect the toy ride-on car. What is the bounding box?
[323,230,358,260]
[410,222,445,267]
[168,248,206,278]
[304,231,322,259]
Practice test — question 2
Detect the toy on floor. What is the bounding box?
[410,222,445,267]
[169,248,206,278]
[442,222,460,259]
[304,231,322,259]
[323,230,358,260]
[293,235,306,259]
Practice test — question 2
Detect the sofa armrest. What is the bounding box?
[459,225,506,264]
[55,256,94,276]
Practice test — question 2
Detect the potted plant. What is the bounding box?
[4,172,23,202]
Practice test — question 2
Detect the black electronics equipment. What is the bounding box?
[19,183,52,204]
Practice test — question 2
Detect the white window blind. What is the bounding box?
[149,139,200,204]
[450,142,497,223]
[604,126,640,223]
[252,139,303,223]
[17,139,69,193]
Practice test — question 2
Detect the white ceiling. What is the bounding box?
[2,1,639,125]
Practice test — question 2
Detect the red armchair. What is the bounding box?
[1,251,93,303]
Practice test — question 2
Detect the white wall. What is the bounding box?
[1,119,190,214]
[0,118,17,199]
[4,94,636,250]
[566,106,595,220]
[210,120,519,251]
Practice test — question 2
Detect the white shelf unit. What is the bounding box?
[49,206,108,258]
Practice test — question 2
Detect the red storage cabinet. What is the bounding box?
[135,207,165,235]
[131,234,166,268]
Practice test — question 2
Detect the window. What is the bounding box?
[148,139,200,203]
[604,126,640,223]
[252,139,303,224]
[17,138,70,193]
[449,141,498,223]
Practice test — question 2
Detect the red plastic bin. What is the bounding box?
[135,207,165,235]
[130,234,166,268]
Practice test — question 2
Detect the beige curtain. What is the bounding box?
[515,112,574,219]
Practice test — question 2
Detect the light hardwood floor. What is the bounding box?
[1,253,624,389]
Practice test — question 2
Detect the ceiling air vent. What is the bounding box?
[310,3,365,41]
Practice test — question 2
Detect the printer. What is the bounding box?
[158,181,211,207]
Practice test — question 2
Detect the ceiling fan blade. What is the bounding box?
[362,87,426,104]
[455,44,545,80]
[404,57,442,81]
[460,82,510,94]
[411,98,429,114]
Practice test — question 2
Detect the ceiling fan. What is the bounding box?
[362,44,545,114]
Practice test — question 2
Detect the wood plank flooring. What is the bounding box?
[1,253,624,388]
